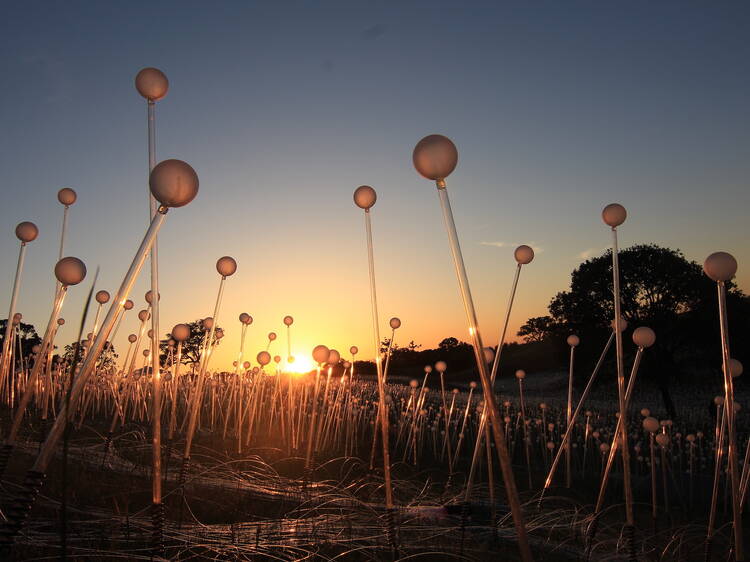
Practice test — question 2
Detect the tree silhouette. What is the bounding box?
[0,319,41,359]
[62,341,118,370]
[517,244,750,414]
[158,319,223,370]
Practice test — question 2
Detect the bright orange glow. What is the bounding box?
[286,354,314,374]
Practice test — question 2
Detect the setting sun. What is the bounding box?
[285,354,315,374]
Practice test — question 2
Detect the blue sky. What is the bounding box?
[1,1,748,365]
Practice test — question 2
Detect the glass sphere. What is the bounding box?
[632,326,656,348]
[435,361,447,373]
[389,317,401,330]
[514,245,535,265]
[412,134,458,181]
[95,290,110,304]
[327,349,341,364]
[353,185,377,209]
[312,345,330,364]
[172,323,190,341]
[54,257,86,286]
[283,315,294,326]
[15,221,38,243]
[602,203,627,227]
[257,351,271,366]
[57,187,77,206]
[216,256,237,277]
[149,159,199,208]
[567,334,580,347]
[703,251,737,282]
[135,67,169,101]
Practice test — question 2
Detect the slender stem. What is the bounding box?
[7,286,68,444]
[543,332,614,492]
[717,281,743,559]
[566,345,575,488]
[363,209,393,509]
[0,243,27,394]
[32,210,168,474]
[611,227,634,526]
[435,184,532,562]
[489,263,521,385]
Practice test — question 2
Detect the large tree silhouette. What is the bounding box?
[517,244,750,416]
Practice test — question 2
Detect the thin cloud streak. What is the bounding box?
[480,241,544,254]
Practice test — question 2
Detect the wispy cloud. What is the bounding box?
[480,241,544,254]
[577,247,607,260]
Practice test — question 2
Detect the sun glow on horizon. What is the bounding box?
[285,354,315,374]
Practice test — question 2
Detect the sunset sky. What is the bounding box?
[1,2,748,369]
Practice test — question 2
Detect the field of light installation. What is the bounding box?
[0,67,746,562]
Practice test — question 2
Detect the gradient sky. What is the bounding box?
[1,1,748,369]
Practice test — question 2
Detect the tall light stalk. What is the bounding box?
[602,203,634,537]
[703,251,743,559]
[0,224,37,396]
[412,134,531,562]
[0,158,198,552]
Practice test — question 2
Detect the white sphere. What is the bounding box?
[54,257,86,286]
[202,317,214,330]
[216,256,237,277]
[15,221,38,243]
[703,251,738,282]
[312,345,330,364]
[172,323,190,342]
[602,203,627,227]
[274,355,281,364]
[435,361,447,373]
[353,185,377,210]
[632,326,656,348]
[643,417,660,433]
[57,187,77,206]
[424,365,432,373]
[611,317,628,332]
[328,349,341,364]
[257,351,271,366]
[135,67,169,101]
[483,347,495,364]
[640,408,650,417]
[514,245,535,265]
[149,159,199,208]
[567,334,580,347]
[389,317,401,330]
[412,134,458,181]
[729,358,743,378]
[515,369,526,380]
